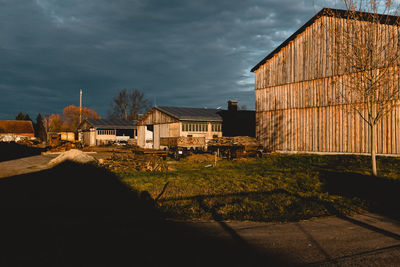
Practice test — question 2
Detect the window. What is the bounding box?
[97,129,116,135]
[182,122,210,132]
[211,123,221,132]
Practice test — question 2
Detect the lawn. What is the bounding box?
[116,154,400,222]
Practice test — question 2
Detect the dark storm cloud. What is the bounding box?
[0,0,338,119]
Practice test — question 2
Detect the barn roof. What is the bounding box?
[85,119,137,129]
[251,8,400,72]
[0,120,34,134]
[155,106,223,122]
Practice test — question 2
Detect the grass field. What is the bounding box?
[116,154,400,222]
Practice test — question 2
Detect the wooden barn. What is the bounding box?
[252,8,400,154]
[137,106,223,149]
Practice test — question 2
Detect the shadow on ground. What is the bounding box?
[0,142,45,162]
[320,171,400,221]
[0,161,296,267]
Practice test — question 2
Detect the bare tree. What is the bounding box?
[109,88,130,120]
[108,88,152,120]
[330,0,400,175]
[128,89,152,120]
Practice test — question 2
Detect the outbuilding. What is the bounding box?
[0,120,35,140]
[78,119,137,146]
[137,106,223,149]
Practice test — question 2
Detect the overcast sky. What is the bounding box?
[0,0,340,120]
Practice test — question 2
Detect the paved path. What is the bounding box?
[186,213,400,266]
[0,154,58,178]
[0,152,100,178]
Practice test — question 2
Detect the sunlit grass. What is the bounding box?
[116,154,400,222]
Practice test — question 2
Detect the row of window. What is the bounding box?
[211,124,222,132]
[181,122,222,132]
[97,130,116,135]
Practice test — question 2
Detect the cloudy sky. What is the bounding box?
[0,0,340,120]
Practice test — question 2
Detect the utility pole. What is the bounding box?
[79,89,82,124]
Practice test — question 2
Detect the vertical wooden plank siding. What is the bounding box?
[254,16,400,154]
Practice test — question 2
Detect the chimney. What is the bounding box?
[228,100,238,112]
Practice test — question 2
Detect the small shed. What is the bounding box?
[78,119,137,146]
[137,106,223,149]
[0,120,35,138]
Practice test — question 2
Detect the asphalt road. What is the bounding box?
[0,153,58,178]
[0,155,400,266]
[186,213,400,266]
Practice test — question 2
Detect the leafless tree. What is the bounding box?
[108,88,152,120]
[329,0,400,175]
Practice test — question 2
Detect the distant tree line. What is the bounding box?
[14,88,151,142]
[15,112,31,121]
[16,106,100,142]
[43,105,100,133]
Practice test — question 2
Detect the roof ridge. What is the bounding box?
[154,106,223,121]
[251,7,400,72]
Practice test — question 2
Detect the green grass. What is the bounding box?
[116,154,400,222]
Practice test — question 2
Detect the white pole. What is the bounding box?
[80,89,82,124]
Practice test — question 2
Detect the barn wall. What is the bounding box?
[254,16,400,89]
[255,15,400,154]
[169,123,181,137]
[256,102,400,154]
[138,108,178,125]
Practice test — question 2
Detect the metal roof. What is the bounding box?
[251,8,400,72]
[155,106,223,122]
[86,119,137,129]
[0,120,34,134]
